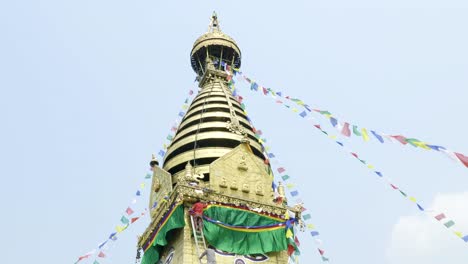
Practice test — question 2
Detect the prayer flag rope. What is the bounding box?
[233,71,468,246]
[157,89,196,159]
[75,89,196,264]
[74,173,151,264]
[225,68,330,262]
[234,70,468,170]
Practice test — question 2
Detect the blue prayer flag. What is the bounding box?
[152,201,158,209]
[276,92,282,97]
[463,235,468,242]
[158,150,165,157]
[136,190,141,196]
[109,232,117,240]
[178,111,185,117]
[371,130,385,143]
[417,204,424,211]
[268,153,275,158]
[272,182,277,191]
[310,231,320,237]
[250,82,258,91]
[427,145,446,151]
[375,171,383,177]
[336,141,343,146]
[330,117,338,127]
[290,190,299,197]
[299,111,307,118]
[98,240,108,249]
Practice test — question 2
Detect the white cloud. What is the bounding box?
[386,192,468,264]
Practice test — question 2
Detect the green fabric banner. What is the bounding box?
[141,205,185,264]
[203,205,288,255]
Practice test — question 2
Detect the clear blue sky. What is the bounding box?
[1,1,468,263]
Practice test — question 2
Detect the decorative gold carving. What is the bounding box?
[219,177,227,188]
[256,183,264,196]
[149,166,173,219]
[242,183,250,193]
[237,155,248,171]
[230,180,238,190]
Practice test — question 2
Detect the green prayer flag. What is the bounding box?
[444,220,455,228]
[353,125,361,136]
[121,216,129,225]
[281,175,290,181]
[399,190,407,197]
[320,110,332,115]
[145,173,152,179]
[406,138,421,147]
[93,261,99,264]
[166,135,173,141]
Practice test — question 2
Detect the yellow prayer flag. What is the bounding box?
[361,128,370,142]
[292,108,299,113]
[307,224,315,229]
[116,225,127,233]
[329,135,337,140]
[415,142,431,150]
[140,183,145,189]
[367,164,374,169]
[286,229,293,238]
[286,183,295,189]
[454,231,463,238]
[409,197,417,203]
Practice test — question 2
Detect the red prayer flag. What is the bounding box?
[262,87,268,95]
[318,248,325,255]
[313,124,321,129]
[351,152,358,158]
[277,167,285,173]
[390,184,398,190]
[294,236,301,247]
[454,152,468,168]
[126,207,134,215]
[435,213,446,221]
[391,135,408,145]
[98,251,106,258]
[287,245,295,256]
[341,122,351,137]
[131,217,139,223]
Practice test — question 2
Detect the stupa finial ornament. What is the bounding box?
[208,11,221,32]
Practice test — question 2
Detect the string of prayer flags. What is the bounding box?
[232,69,468,246]
[75,170,153,263]
[224,67,330,262]
[235,71,468,170]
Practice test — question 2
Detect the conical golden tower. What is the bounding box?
[138,13,301,264]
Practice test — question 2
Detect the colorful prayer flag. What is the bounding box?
[145,173,152,179]
[131,217,140,223]
[463,235,468,242]
[311,231,320,236]
[178,111,184,117]
[250,82,258,91]
[303,214,311,220]
[435,213,446,221]
[391,135,408,145]
[126,207,134,215]
[371,130,384,143]
[352,125,361,136]
[277,167,285,173]
[158,150,165,157]
[341,122,351,137]
[281,175,290,181]
[290,190,299,197]
[120,216,129,224]
[136,190,141,196]
[361,128,370,142]
[374,171,383,177]
[454,152,468,168]
[98,251,106,258]
[444,220,455,228]
[299,111,307,118]
[318,248,325,255]
[330,117,338,127]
